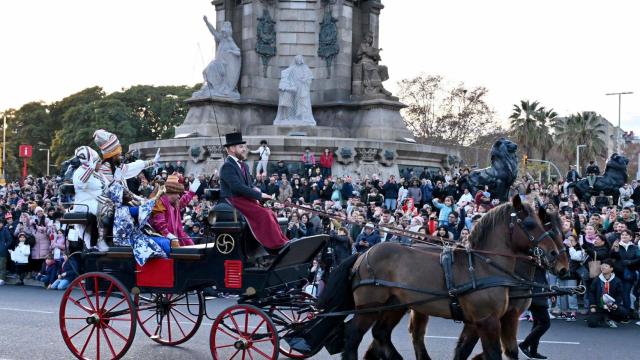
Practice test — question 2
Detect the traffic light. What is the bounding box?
[523,155,528,165]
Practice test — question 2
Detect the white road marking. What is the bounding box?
[0,307,53,314]
[425,335,579,345]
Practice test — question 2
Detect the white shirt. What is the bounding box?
[250,146,271,161]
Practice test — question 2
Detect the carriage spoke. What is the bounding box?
[140,312,156,326]
[104,323,129,342]
[104,297,127,314]
[101,328,117,359]
[170,310,187,338]
[95,318,101,360]
[68,323,92,340]
[172,307,197,324]
[100,282,115,312]
[249,319,265,337]
[79,325,96,357]
[229,349,241,360]
[167,309,173,342]
[78,280,96,312]
[67,297,94,314]
[250,344,272,359]
[94,276,100,316]
[244,311,249,334]
[216,325,239,339]
[228,312,241,334]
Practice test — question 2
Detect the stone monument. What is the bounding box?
[131,0,458,179]
[274,55,316,126]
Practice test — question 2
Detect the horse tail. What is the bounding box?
[318,253,360,311]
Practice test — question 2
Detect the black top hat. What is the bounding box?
[224,131,246,147]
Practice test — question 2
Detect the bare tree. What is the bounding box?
[398,74,498,146]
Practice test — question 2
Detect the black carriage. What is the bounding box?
[57,198,328,360]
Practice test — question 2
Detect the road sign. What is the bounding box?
[19,144,33,158]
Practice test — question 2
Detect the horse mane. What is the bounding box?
[468,201,533,248]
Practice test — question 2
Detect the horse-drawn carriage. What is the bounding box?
[57,193,330,360]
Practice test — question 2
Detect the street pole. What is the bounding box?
[2,116,5,180]
[39,148,50,176]
[605,91,633,153]
[576,144,586,175]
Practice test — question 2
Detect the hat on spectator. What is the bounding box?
[4,213,12,219]
[34,206,44,214]
[165,175,185,194]
[93,129,122,159]
[364,222,375,228]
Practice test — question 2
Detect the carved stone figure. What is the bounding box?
[192,17,241,99]
[467,138,519,202]
[353,32,392,97]
[274,55,316,126]
[255,9,276,77]
[568,153,629,203]
[318,11,339,78]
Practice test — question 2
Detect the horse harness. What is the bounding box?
[350,212,559,322]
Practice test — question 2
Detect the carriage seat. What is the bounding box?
[60,211,96,226]
[106,245,206,261]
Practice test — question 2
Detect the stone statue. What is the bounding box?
[192,17,241,99]
[255,9,276,78]
[274,55,316,126]
[467,138,519,202]
[353,32,392,97]
[568,153,629,203]
[318,11,339,78]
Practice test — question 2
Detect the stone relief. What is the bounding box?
[335,146,356,165]
[274,55,316,126]
[205,145,224,159]
[192,17,241,99]
[356,147,379,162]
[352,31,392,97]
[255,9,276,78]
[379,148,397,167]
[189,145,208,163]
[318,10,339,78]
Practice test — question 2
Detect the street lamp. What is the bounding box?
[605,91,633,153]
[38,148,50,176]
[576,144,586,175]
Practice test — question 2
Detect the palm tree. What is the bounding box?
[535,107,558,161]
[509,100,543,157]
[554,111,607,170]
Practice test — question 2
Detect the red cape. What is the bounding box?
[227,196,288,249]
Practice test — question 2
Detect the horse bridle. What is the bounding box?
[509,212,558,269]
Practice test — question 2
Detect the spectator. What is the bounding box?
[277,179,293,203]
[382,175,399,210]
[0,220,12,286]
[35,254,59,288]
[300,147,316,176]
[433,196,457,226]
[587,260,627,328]
[407,179,422,206]
[250,140,271,176]
[319,148,334,178]
[609,229,639,317]
[8,232,30,286]
[48,252,78,290]
[354,223,380,252]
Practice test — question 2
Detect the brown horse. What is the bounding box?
[339,195,568,360]
[408,206,569,360]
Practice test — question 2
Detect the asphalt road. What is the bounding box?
[1,284,639,359]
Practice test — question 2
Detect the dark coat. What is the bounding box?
[328,231,352,265]
[589,274,624,310]
[354,230,381,252]
[382,182,399,199]
[219,157,261,201]
[530,267,550,307]
[0,227,12,257]
[610,243,640,276]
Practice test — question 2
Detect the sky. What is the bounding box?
[1,0,639,135]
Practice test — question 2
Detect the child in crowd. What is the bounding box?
[35,254,59,288]
[8,232,30,286]
[48,252,78,290]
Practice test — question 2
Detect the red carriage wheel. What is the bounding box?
[210,304,279,360]
[134,291,204,346]
[59,272,137,360]
[269,292,317,359]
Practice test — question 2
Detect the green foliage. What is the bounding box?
[1,84,197,180]
[553,111,607,167]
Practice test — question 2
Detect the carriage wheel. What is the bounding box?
[59,272,136,360]
[210,304,279,360]
[134,291,204,346]
[270,293,317,359]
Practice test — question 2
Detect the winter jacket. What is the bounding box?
[38,261,59,285]
[610,242,640,276]
[355,230,381,252]
[0,227,12,258]
[432,199,457,224]
[319,152,334,168]
[32,216,53,260]
[421,183,433,205]
[10,242,30,264]
[382,182,399,199]
[300,152,316,165]
[58,257,79,282]
[589,273,624,310]
[407,186,422,204]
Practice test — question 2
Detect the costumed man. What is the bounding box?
[149,175,200,247]
[93,129,160,248]
[219,131,288,251]
[585,160,600,189]
[70,146,109,251]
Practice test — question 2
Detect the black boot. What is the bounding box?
[518,343,533,359]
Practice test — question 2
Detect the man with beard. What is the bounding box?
[219,132,288,251]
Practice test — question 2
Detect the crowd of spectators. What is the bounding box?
[1,150,640,331]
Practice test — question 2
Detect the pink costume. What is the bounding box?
[149,191,195,246]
